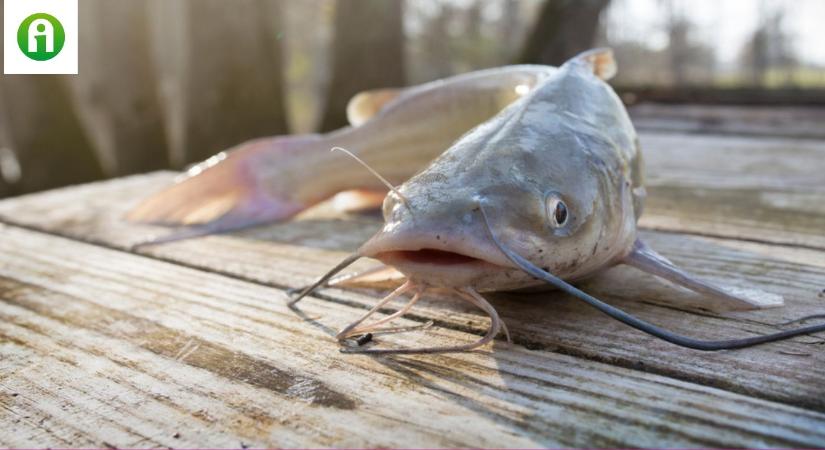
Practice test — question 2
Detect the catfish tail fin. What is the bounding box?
[127,135,325,240]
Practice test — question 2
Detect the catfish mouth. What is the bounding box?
[378,248,488,266]
[371,246,513,288]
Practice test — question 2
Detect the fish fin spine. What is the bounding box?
[571,47,617,81]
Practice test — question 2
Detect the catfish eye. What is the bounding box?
[545,195,568,228]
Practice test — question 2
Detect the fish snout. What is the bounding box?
[360,192,520,286]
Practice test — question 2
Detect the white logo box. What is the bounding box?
[4,0,78,74]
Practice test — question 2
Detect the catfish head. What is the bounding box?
[359,49,639,292]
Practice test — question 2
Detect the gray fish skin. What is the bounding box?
[360,51,644,291]
[301,65,558,201]
[128,65,557,231]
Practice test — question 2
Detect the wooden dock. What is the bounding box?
[1,106,824,447]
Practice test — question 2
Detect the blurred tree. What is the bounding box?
[282,0,333,133]
[417,3,455,81]
[0,76,104,194]
[0,3,8,197]
[739,9,797,86]
[319,0,406,132]
[456,0,507,72]
[609,41,670,86]
[1,1,102,195]
[518,0,610,65]
[666,17,691,86]
[69,0,170,176]
[0,103,13,198]
[465,1,483,44]
[663,12,715,86]
[148,0,289,165]
[499,0,525,61]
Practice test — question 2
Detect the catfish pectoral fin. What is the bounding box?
[622,239,784,311]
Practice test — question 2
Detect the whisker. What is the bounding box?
[331,146,412,213]
[368,321,435,336]
[461,287,511,343]
[477,200,825,351]
[342,287,502,354]
[287,252,363,306]
[336,281,415,340]
[341,289,424,337]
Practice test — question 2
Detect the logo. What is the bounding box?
[4,0,78,74]
[17,13,65,61]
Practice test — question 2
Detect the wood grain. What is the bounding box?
[0,168,824,412]
[1,225,824,447]
[638,131,825,249]
[630,104,825,140]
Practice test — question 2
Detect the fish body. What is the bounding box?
[134,47,817,353]
[128,65,556,232]
[360,50,643,291]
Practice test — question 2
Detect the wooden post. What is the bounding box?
[319,0,406,132]
[0,75,104,194]
[518,0,610,65]
[67,0,170,176]
[148,0,290,166]
[0,101,15,198]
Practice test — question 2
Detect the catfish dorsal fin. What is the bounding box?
[346,88,403,127]
[570,47,617,81]
[622,239,784,311]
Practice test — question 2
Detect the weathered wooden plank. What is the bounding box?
[638,131,825,249]
[0,167,825,414]
[1,224,824,447]
[630,104,825,140]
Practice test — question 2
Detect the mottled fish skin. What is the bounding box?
[360,52,643,291]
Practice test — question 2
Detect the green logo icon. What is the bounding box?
[17,13,65,61]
